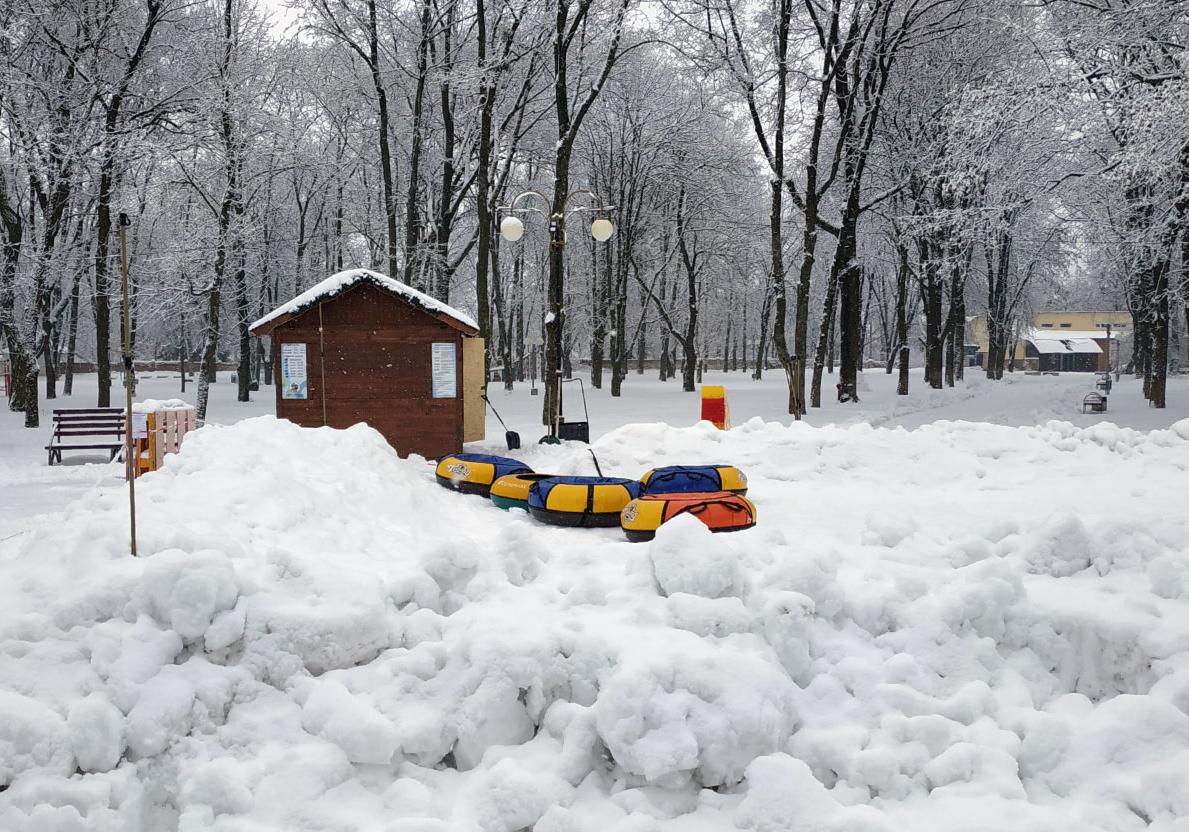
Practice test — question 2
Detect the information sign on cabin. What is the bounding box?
[250,269,484,459]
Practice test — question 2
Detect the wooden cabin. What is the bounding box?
[250,269,484,459]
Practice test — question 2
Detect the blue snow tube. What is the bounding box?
[528,476,643,528]
[639,465,748,496]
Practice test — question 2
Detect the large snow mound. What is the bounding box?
[2,414,1189,830]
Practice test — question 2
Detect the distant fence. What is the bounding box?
[66,360,238,374]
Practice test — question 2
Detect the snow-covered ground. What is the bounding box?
[2,368,1189,831]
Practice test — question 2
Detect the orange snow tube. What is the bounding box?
[620,491,756,542]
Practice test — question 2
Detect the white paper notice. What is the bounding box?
[131,413,149,439]
[280,343,308,400]
[431,342,457,398]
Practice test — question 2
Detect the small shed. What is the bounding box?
[1024,329,1114,373]
[250,269,484,459]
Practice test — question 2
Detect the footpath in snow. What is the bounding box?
[2,393,1189,830]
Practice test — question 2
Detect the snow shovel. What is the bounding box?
[482,394,521,450]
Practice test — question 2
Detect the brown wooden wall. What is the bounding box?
[271,282,465,459]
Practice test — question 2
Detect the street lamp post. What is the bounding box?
[499,189,614,437]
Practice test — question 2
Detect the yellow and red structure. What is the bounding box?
[700,385,729,430]
[129,405,197,479]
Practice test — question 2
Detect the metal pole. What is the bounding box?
[549,210,564,438]
[119,213,137,558]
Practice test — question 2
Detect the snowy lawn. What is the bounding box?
[2,369,1189,830]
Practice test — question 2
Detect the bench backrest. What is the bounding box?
[50,408,126,436]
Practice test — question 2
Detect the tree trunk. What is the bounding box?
[235,249,250,402]
[894,243,910,395]
[753,290,771,380]
[475,0,494,383]
[362,0,399,282]
[63,272,81,396]
[1150,260,1170,408]
[810,269,839,407]
[542,149,569,427]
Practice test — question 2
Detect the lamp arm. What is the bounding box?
[564,203,617,218]
[562,188,611,214]
[499,189,551,215]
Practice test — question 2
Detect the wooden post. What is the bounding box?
[119,213,137,558]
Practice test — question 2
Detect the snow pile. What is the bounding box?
[2,414,1189,830]
[132,399,192,414]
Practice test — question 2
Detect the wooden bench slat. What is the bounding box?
[51,407,124,414]
[46,442,125,449]
[50,420,125,425]
[51,416,124,422]
[51,429,126,438]
[51,417,125,425]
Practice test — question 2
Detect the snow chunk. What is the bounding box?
[136,549,238,642]
[595,645,798,788]
[124,669,196,759]
[383,777,435,816]
[666,593,753,638]
[301,679,400,765]
[243,568,389,676]
[735,754,892,832]
[0,691,74,785]
[88,615,183,712]
[1017,516,1092,577]
[456,757,573,832]
[181,757,254,816]
[67,694,125,773]
[454,678,536,770]
[649,514,744,599]
[760,592,815,685]
[1168,418,1189,441]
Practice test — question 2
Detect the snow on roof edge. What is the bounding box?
[1026,327,1118,341]
[250,269,478,333]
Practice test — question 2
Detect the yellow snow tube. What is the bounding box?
[527,476,644,528]
[435,453,532,497]
[490,473,557,510]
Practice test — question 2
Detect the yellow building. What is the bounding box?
[969,311,1132,372]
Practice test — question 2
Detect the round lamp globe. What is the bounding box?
[591,217,615,242]
[500,215,525,242]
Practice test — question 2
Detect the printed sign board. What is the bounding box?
[281,343,308,400]
[431,342,457,398]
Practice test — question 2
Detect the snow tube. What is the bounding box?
[527,476,644,528]
[639,465,748,496]
[620,491,756,542]
[490,473,558,511]
[435,453,532,497]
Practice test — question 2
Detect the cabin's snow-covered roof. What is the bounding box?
[250,269,478,333]
[1027,328,1117,341]
[1026,333,1103,354]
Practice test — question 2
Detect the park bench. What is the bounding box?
[1082,392,1107,414]
[45,407,126,465]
